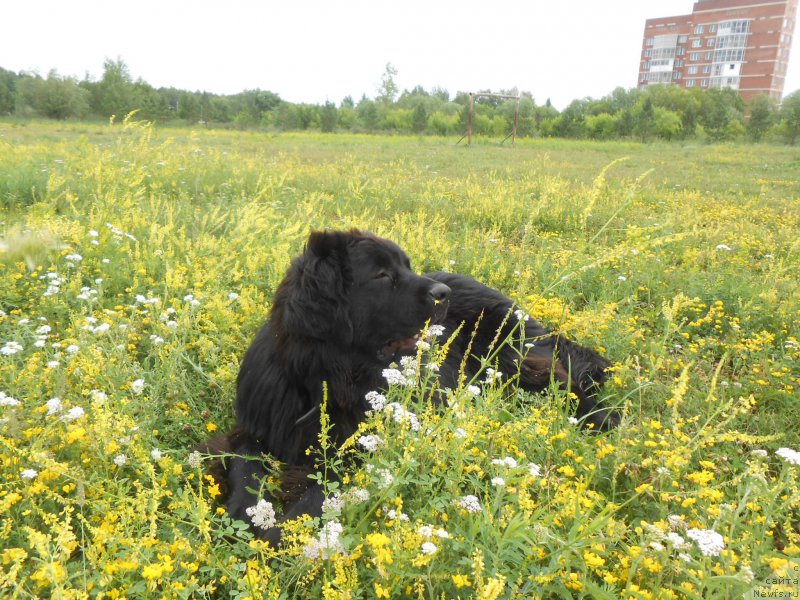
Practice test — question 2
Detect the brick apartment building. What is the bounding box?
[638,0,798,102]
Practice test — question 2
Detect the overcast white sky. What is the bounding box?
[2,1,798,109]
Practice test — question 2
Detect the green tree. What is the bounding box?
[653,107,682,140]
[377,62,398,104]
[585,113,618,140]
[320,101,338,132]
[780,90,800,145]
[357,97,379,131]
[412,102,428,133]
[699,87,745,141]
[747,94,777,142]
[93,58,134,118]
[633,96,656,142]
[0,67,16,114]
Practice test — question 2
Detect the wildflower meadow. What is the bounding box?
[1,119,799,598]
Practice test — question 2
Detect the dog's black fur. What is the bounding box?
[208,229,616,544]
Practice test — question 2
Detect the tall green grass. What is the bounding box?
[0,119,798,598]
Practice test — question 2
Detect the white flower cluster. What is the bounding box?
[466,385,481,397]
[382,368,410,387]
[483,368,503,385]
[458,494,482,514]
[1,341,23,356]
[135,294,160,306]
[386,508,409,522]
[686,528,725,557]
[0,391,20,407]
[322,487,371,516]
[106,222,137,243]
[45,397,63,415]
[77,286,99,302]
[365,391,387,411]
[358,434,384,452]
[385,402,420,431]
[776,447,800,466]
[21,468,38,479]
[426,324,445,338]
[40,272,66,297]
[246,499,277,530]
[514,309,530,322]
[303,520,344,560]
[421,541,437,555]
[491,456,518,469]
[187,451,202,469]
[183,293,201,308]
[528,463,543,477]
[366,464,394,489]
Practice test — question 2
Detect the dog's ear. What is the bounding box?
[277,231,354,341]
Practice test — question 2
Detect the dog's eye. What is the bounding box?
[375,271,392,281]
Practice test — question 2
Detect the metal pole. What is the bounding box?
[512,97,520,146]
[467,93,474,145]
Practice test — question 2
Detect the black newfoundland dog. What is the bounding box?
[210,229,617,543]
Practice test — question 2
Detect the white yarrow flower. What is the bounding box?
[1,341,23,356]
[458,494,482,513]
[45,397,63,415]
[421,542,437,555]
[0,392,20,407]
[187,451,202,469]
[21,468,38,479]
[358,434,384,452]
[64,407,85,421]
[130,379,145,394]
[426,324,445,338]
[492,456,518,469]
[246,499,277,530]
[686,528,725,557]
[365,391,387,411]
[776,447,800,466]
[382,368,410,386]
[113,454,128,467]
[303,519,344,559]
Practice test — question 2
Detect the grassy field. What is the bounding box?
[1,119,799,598]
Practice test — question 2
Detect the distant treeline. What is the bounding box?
[2,59,800,144]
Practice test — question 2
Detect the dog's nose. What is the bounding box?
[428,282,450,304]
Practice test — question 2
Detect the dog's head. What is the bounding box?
[274,229,449,362]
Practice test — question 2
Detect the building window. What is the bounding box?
[709,24,717,33]
[694,25,704,34]
[719,19,750,34]
[692,39,703,48]
[705,52,713,61]
[646,37,655,45]
[675,59,684,67]
[678,35,688,43]
[688,66,699,75]
[686,79,696,87]
[707,38,715,47]
[677,46,686,56]
[701,79,709,87]
[645,49,652,57]
[674,71,681,80]
[690,52,700,60]
[703,65,711,73]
